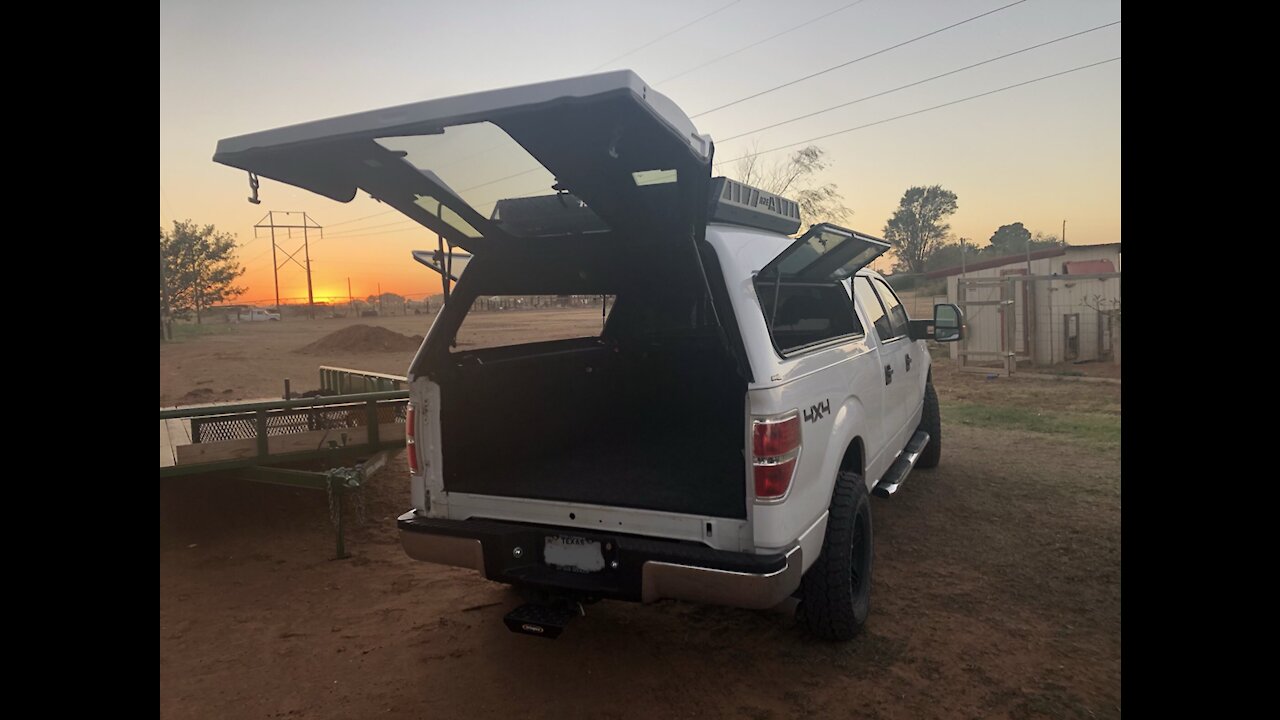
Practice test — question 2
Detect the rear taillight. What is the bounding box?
[752,411,801,500]
[406,403,419,474]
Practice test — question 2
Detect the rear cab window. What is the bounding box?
[755,282,863,355]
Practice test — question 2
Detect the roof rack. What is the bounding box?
[486,177,804,237]
[707,177,801,235]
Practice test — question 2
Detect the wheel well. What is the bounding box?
[839,437,864,476]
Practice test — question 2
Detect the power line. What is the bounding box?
[323,217,422,238]
[324,208,398,228]
[343,1,744,197]
[322,225,429,241]
[240,0,736,245]
[280,0,979,240]
[268,60,1122,260]
[690,0,1030,118]
[438,55,1124,207]
[234,0,1102,279]
[717,20,1120,144]
[655,0,872,85]
[159,184,176,223]
[712,56,1120,168]
[590,0,745,72]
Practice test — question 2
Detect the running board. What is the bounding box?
[873,431,930,498]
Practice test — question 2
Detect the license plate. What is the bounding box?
[543,535,605,573]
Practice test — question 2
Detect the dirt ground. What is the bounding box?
[159,308,608,405]
[159,312,1121,719]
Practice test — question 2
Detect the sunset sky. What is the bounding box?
[159,0,1121,305]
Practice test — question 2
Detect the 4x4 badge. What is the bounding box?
[803,399,831,423]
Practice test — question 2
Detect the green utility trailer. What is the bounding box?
[160,367,411,557]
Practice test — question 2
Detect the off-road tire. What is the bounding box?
[797,471,872,641]
[916,380,942,469]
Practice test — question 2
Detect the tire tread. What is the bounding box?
[916,380,942,469]
[799,471,870,641]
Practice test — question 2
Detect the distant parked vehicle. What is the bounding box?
[236,308,281,322]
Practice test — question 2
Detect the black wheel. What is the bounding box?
[797,471,872,641]
[916,380,942,469]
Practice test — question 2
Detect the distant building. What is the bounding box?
[924,242,1121,280]
[927,243,1121,370]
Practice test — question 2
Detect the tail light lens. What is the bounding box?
[406,402,419,474]
[752,411,801,500]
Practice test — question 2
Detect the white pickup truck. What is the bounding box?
[234,307,280,322]
[214,70,964,640]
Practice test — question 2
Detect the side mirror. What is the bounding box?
[934,303,964,342]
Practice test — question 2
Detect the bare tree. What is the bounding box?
[883,185,958,274]
[1083,294,1121,326]
[731,144,852,228]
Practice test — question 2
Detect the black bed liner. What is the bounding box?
[438,337,746,519]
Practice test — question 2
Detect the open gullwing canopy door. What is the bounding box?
[212,70,714,255]
[757,223,892,284]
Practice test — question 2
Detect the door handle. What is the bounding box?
[905,355,913,371]
[884,364,894,385]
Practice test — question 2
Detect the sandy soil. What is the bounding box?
[159,312,1121,719]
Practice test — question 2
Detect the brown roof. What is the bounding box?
[925,247,1067,279]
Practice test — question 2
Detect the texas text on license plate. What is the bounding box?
[543,535,605,573]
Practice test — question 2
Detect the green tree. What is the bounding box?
[732,144,852,226]
[160,220,245,324]
[985,222,1032,256]
[984,223,1065,257]
[1030,231,1064,250]
[883,185,958,273]
[923,240,967,272]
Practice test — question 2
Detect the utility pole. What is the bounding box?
[1062,219,1067,246]
[348,277,353,318]
[269,214,280,312]
[254,211,323,321]
[303,214,315,319]
[378,282,383,314]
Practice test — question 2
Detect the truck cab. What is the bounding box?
[213,69,963,640]
[237,308,280,322]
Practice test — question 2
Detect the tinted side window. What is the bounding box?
[872,278,910,339]
[854,277,894,340]
[756,282,863,354]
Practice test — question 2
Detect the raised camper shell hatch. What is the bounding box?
[757,223,892,283]
[212,70,714,254]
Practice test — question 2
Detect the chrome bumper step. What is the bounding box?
[504,601,583,639]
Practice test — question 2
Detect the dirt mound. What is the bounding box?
[174,387,232,405]
[295,324,423,354]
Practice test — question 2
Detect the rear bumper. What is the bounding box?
[398,510,801,609]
